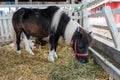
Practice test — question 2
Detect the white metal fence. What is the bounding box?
[0,13,13,42]
[81,0,120,50]
[82,0,120,80]
[89,6,120,50]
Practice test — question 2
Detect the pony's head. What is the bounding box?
[73,27,93,63]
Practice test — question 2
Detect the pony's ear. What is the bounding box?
[88,31,92,35]
[76,27,83,38]
[77,27,80,32]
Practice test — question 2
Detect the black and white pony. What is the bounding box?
[12,6,93,63]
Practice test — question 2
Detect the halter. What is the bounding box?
[74,39,88,57]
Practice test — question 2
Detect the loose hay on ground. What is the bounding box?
[0,43,109,80]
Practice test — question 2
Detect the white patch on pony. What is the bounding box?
[48,49,58,62]
[42,36,49,42]
[64,20,82,43]
[17,50,21,54]
[51,8,63,32]
[23,34,34,55]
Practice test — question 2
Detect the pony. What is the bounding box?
[12,6,93,63]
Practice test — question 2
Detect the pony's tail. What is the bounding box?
[20,8,25,23]
[9,8,25,47]
[9,12,16,47]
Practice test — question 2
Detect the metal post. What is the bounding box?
[71,0,75,4]
[14,0,18,10]
[82,0,91,32]
[29,0,32,4]
[15,0,18,5]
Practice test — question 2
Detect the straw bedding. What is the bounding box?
[0,43,109,80]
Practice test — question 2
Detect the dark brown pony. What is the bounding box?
[12,6,93,63]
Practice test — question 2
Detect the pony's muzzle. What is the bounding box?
[76,56,88,63]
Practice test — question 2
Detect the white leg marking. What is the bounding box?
[29,40,36,49]
[23,34,34,55]
[17,50,21,55]
[53,52,58,58]
[48,50,57,62]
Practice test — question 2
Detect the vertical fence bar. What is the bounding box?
[103,6,120,50]
[82,0,91,32]
[68,10,72,19]
[1,19,4,40]
[8,13,13,40]
[74,12,77,21]
[3,18,8,40]
[0,19,3,39]
[7,18,11,40]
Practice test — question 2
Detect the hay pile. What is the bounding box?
[0,43,109,80]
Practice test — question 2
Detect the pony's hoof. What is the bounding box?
[48,56,54,62]
[53,53,58,58]
[17,50,21,55]
[31,46,36,49]
[30,52,34,55]
[25,49,34,55]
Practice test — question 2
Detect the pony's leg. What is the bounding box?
[39,39,47,46]
[23,33,34,55]
[16,30,22,54]
[48,34,59,62]
[54,38,59,58]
